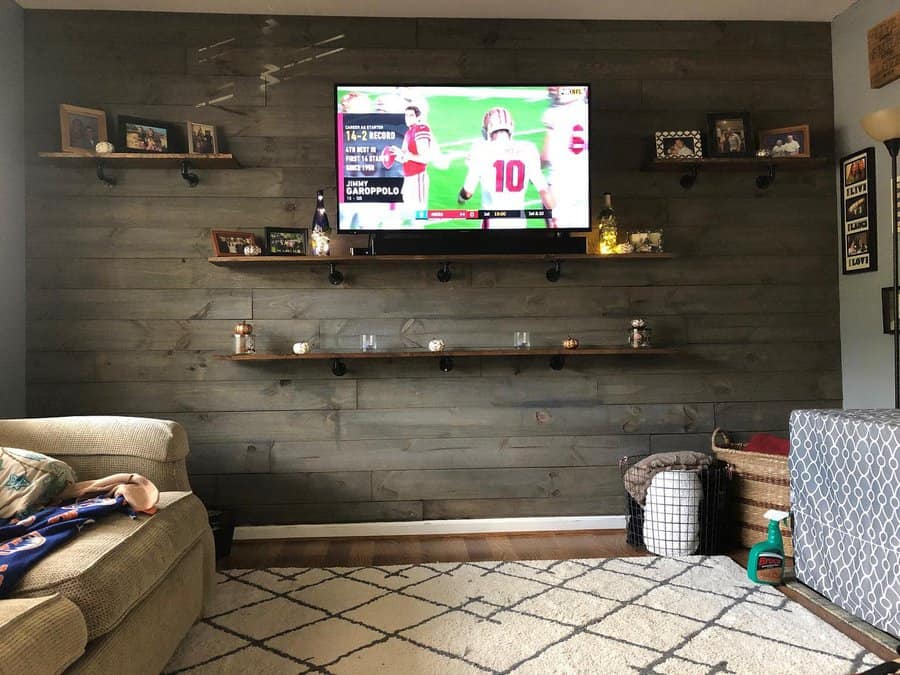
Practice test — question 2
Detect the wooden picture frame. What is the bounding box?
[59,104,108,154]
[211,230,257,257]
[840,147,878,275]
[654,130,703,159]
[188,122,219,154]
[706,112,753,157]
[118,115,181,154]
[758,124,811,158]
[265,227,308,256]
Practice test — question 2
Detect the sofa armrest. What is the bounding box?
[0,594,87,675]
[0,416,191,491]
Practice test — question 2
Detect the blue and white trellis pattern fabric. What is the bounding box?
[789,409,900,637]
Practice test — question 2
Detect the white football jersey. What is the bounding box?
[463,138,547,211]
[542,102,589,182]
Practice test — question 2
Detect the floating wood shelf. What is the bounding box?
[208,253,671,264]
[645,156,830,190]
[216,346,675,376]
[37,152,239,187]
[209,252,672,284]
[38,152,239,168]
[646,157,829,171]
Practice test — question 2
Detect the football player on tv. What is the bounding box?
[542,86,588,229]
[387,104,433,225]
[458,107,555,229]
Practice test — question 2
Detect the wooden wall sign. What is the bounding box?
[868,10,900,89]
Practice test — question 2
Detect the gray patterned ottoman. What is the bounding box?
[789,409,900,637]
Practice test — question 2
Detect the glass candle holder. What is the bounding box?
[360,334,377,352]
[514,331,530,349]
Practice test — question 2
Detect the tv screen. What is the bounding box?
[335,85,590,232]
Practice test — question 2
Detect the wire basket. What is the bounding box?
[620,454,732,556]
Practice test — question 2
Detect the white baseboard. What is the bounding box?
[233,515,627,541]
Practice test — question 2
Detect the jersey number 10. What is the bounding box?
[493,159,525,193]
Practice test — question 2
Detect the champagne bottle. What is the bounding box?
[598,192,618,255]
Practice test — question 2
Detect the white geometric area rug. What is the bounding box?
[165,556,882,675]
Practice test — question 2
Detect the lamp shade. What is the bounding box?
[861,105,900,142]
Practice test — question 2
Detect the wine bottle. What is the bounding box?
[311,189,331,256]
[598,192,618,255]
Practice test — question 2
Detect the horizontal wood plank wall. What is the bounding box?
[23,12,839,525]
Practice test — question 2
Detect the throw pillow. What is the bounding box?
[0,447,77,520]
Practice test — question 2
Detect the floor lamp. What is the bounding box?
[861,105,900,408]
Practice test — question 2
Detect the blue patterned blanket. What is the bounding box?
[0,496,130,598]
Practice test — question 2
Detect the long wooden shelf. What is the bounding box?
[217,346,674,361]
[38,152,239,169]
[646,156,829,171]
[216,346,673,375]
[208,252,672,265]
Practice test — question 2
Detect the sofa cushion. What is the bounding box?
[0,446,76,519]
[0,593,87,674]
[10,491,208,640]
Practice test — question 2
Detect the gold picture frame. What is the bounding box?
[59,104,108,154]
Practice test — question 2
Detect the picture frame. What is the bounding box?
[882,287,898,334]
[758,125,811,158]
[654,130,703,160]
[706,112,753,157]
[840,147,877,275]
[188,122,219,154]
[59,104,108,154]
[211,230,258,257]
[118,115,181,154]
[265,227,308,256]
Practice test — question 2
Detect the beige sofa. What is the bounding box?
[0,416,215,674]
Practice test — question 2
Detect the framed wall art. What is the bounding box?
[118,115,182,153]
[840,147,877,274]
[59,104,108,154]
[211,230,258,256]
[758,124,810,158]
[654,130,703,159]
[706,112,752,157]
[265,227,308,255]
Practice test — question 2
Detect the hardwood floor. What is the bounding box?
[223,529,645,568]
[223,529,899,663]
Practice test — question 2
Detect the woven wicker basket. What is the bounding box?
[711,428,793,556]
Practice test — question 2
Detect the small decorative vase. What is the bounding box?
[243,244,262,256]
[95,141,115,154]
[292,342,311,354]
[562,336,579,350]
[428,339,446,352]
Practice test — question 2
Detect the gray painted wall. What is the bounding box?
[833,0,900,408]
[0,0,24,418]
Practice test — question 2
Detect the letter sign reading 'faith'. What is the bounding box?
[868,10,900,89]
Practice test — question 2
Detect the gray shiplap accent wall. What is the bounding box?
[24,12,839,524]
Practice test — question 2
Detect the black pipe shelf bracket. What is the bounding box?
[549,355,566,370]
[439,355,454,372]
[328,263,344,286]
[437,262,452,283]
[330,358,347,376]
[679,164,699,190]
[546,261,562,282]
[756,163,776,190]
[181,160,200,187]
[96,159,116,187]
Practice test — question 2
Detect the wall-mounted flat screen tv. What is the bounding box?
[335,84,590,232]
